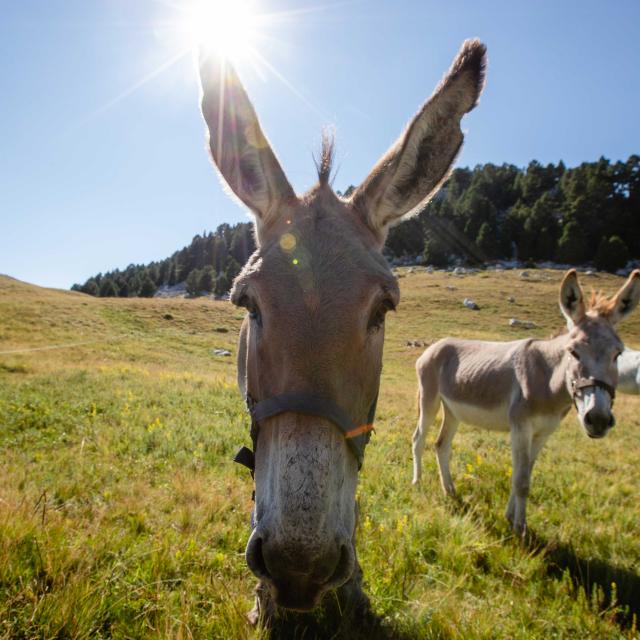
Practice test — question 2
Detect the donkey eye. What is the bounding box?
[239,296,262,326]
[249,307,261,324]
[368,299,395,332]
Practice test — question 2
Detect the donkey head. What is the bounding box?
[560,269,640,438]
[199,40,486,611]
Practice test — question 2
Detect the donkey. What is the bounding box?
[412,269,640,536]
[198,40,487,620]
[617,347,640,394]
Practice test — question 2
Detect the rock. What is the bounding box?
[154,283,188,298]
[509,318,537,329]
[584,270,597,277]
[463,298,479,310]
[507,296,515,303]
[498,260,521,270]
[214,327,229,333]
[453,267,466,276]
[446,285,457,291]
[212,348,232,357]
[520,271,530,279]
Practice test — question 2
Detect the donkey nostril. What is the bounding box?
[608,415,615,428]
[246,534,271,582]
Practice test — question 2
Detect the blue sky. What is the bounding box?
[1,1,639,289]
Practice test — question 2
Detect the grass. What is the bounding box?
[0,270,639,639]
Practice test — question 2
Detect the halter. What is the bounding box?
[233,390,378,476]
[571,377,616,408]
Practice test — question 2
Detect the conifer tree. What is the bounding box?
[99,278,118,297]
[185,269,201,297]
[139,273,156,297]
[199,266,215,293]
[595,236,629,272]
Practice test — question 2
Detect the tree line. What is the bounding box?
[385,154,639,271]
[72,223,255,298]
[72,155,639,297]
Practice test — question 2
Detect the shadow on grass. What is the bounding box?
[264,612,422,640]
[445,497,640,628]
[527,531,640,629]
[260,592,447,640]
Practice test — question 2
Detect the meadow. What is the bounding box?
[1,269,639,639]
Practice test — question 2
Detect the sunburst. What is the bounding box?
[84,0,343,121]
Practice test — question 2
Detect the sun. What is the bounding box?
[86,0,333,121]
[180,0,257,60]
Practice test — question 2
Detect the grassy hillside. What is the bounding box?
[1,270,639,639]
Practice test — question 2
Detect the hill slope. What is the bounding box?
[1,270,639,638]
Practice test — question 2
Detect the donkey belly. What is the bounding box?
[442,397,511,432]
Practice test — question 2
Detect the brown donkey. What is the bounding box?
[198,40,487,620]
[412,269,640,536]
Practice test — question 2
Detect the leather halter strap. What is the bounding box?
[571,377,616,406]
[233,391,378,474]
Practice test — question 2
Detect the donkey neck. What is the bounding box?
[535,331,573,411]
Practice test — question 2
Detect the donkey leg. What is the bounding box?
[529,428,553,476]
[507,423,532,537]
[412,374,439,485]
[435,405,459,496]
[506,426,553,536]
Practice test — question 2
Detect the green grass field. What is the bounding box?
[1,269,639,639]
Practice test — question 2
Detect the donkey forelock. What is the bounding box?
[314,131,335,187]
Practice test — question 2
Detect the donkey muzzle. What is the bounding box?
[246,527,355,611]
[584,409,615,438]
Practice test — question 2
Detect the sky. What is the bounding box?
[1,0,639,289]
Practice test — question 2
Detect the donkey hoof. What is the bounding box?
[512,522,527,541]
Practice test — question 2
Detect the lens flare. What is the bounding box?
[279,233,297,252]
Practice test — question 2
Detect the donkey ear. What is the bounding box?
[559,269,586,327]
[199,54,296,235]
[348,39,487,245]
[607,270,640,326]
